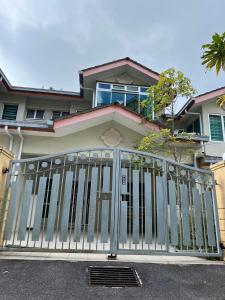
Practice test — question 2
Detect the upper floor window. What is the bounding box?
[186,118,201,134]
[95,82,149,116]
[26,109,44,120]
[209,114,225,141]
[52,111,70,119]
[1,104,18,120]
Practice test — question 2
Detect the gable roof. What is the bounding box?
[81,57,160,77]
[79,57,160,90]
[54,103,161,136]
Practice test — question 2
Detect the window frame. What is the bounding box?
[51,110,70,119]
[1,103,18,120]
[26,109,45,120]
[95,81,150,116]
[208,113,225,142]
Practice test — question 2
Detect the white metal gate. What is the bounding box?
[0,148,221,257]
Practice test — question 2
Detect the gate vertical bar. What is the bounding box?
[162,160,169,252]
[110,148,120,254]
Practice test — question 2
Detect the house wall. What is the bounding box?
[0,92,91,121]
[0,121,143,158]
[202,101,225,157]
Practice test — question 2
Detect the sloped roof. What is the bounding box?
[0,67,81,99]
[81,57,160,77]
[54,103,161,136]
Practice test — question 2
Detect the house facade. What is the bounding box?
[0,57,224,167]
[0,58,161,160]
[0,58,221,257]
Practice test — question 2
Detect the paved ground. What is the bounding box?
[0,251,223,264]
[0,260,224,299]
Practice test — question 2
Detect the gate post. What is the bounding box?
[211,161,225,257]
[0,147,14,246]
[109,148,120,258]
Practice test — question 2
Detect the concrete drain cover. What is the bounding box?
[87,266,142,287]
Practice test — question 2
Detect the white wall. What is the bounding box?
[202,100,225,157]
[0,91,92,121]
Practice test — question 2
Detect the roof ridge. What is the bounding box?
[80,57,160,76]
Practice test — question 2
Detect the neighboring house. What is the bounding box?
[0,56,222,167]
[174,86,225,167]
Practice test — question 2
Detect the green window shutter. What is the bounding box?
[209,115,223,141]
[2,104,18,120]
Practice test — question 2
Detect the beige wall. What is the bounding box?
[0,121,143,157]
[202,101,225,157]
[211,161,225,249]
[22,121,142,156]
[0,147,14,202]
[0,147,14,246]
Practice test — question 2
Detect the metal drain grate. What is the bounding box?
[87,266,142,287]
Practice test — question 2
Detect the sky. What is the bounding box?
[0,0,224,98]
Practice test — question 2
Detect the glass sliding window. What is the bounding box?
[96,91,111,106]
[140,87,148,93]
[26,109,35,119]
[111,92,125,104]
[209,115,223,141]
[98,83,111,89]
[2,104,18,120]
[126,93,139,112]
[113,84,125,90]
[26,109,44,120]
[52,111,70,119]
[35,110,44,119]
[95,82,149,116]
[127,86,138,92]
[61,111,70,117]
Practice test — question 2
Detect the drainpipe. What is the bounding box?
[17,127,24,159]
[4,125,14,152]
[184,110,205,165]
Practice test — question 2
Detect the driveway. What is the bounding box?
[0,260,224,299]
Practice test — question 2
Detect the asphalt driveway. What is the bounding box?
[0,260,224,299]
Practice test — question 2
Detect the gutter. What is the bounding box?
[4,125,14,151]
[17,127,24,160]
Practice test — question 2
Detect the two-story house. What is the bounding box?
[0,57,223,167]
[0,58,162,160]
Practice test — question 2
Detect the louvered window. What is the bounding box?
[209,115,224,141]
[2,104,18,120]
